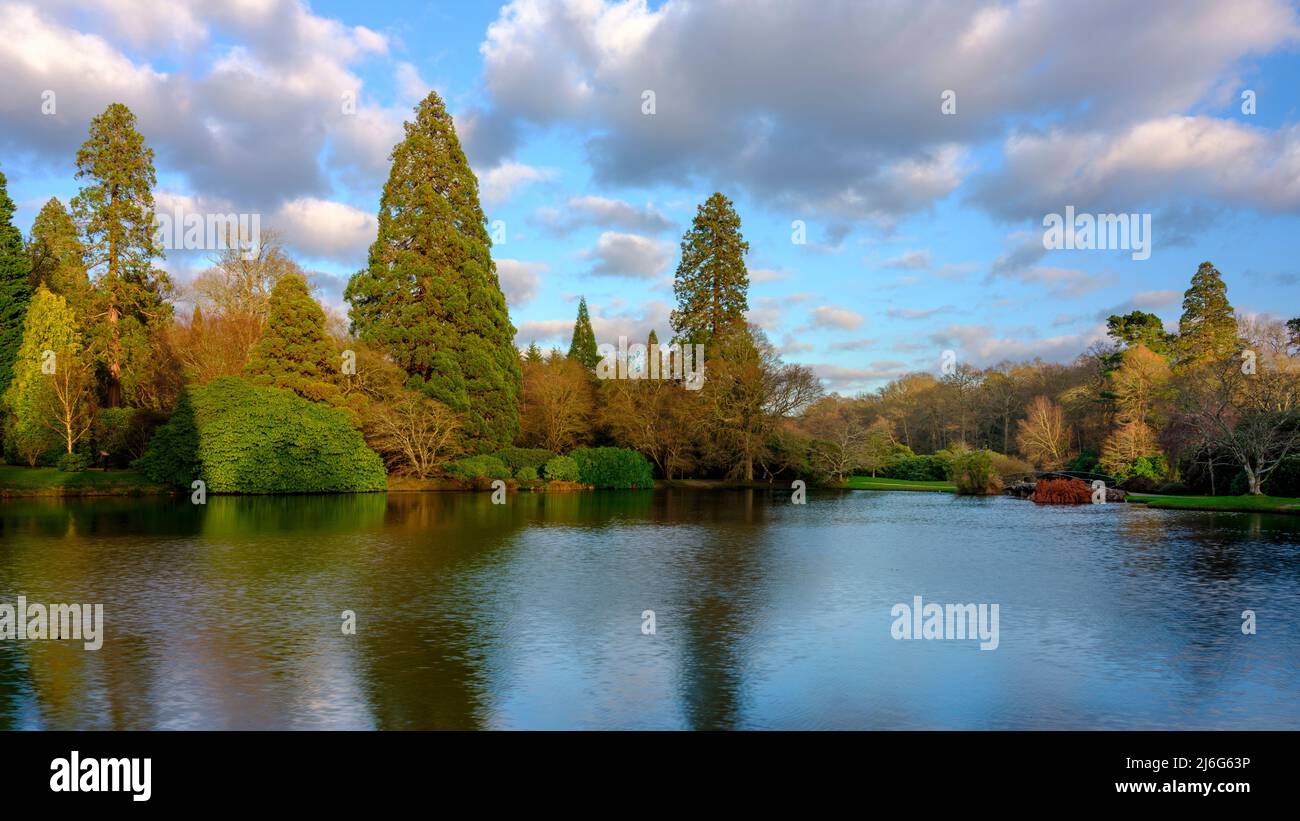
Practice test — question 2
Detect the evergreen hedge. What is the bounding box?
[568,447,654,489]
[136,376,386,493]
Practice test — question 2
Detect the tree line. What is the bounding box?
[1,94,1296,497]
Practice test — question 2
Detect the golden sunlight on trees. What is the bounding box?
[1016,395,1071,470]
[520,351,595,453]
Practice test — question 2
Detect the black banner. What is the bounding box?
[2,730,1287,808]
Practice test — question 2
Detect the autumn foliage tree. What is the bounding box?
[1016,395,1071,470]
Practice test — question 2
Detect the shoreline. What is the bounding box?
[3,466,1297,514]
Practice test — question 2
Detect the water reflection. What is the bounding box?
[0,490,1296,729]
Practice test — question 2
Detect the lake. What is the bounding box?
[0,488,1296,730]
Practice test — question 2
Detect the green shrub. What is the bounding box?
[1065,451,1100,474]
[515,465,538,481]
[988,451,1034,478]
[494,447,556,473]
[447,454,511,481]
[568,447,653,489]
[136,376,386,493]
[93,407,139,468]
[57,450,92,472]
[543,455,580,482]
[881,454,947,482]
[948,448,1003,495]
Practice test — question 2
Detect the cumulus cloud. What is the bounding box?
[971,116,1300,220]
[478,0,1298,226]
[803,305,865,331]
[579,231,672,278]
[478,160,557,206]
[927,323,1108,367]
[496,258,546,308]
[535,195,674,235]
[272,197,376,264]
[812,361,913,392]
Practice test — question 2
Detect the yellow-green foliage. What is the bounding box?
[137,376,385,493]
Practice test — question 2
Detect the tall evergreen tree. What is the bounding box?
[345,90,520,450]
[26,197,92,320]
[670,192,750,344]
[1177,261,1236,365]
[0,169,32,408]
[524,342,544,364]
[568,297,599,369]
[71,102,171,407]
[1106,310,1172,355]
[245,275,338,403]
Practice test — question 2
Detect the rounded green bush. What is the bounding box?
[494,447,556,473]
[542,455,580,482]
[136,376,386,493]
[515,465,538,481]
[568,446,654,489]
[447,454,511,481]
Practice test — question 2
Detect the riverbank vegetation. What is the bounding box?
[1,94,1297,500]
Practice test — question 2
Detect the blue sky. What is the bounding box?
[2,0,1299,393]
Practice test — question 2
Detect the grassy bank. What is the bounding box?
[0,466,172,497]
[1128,493,1300,514]
[843,476,956,493]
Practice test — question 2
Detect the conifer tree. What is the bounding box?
[670,192,750,344]
[568,297,599,369]
[27,198,90,298]
[245,275,338,403]
[71,103,172,406]
[345,91,520,449]
[524,342,544,364]
[1177,261,1236,365]
[0,169,32,407]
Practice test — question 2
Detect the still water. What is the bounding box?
[0,489,1296,729]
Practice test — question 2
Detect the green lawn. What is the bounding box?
[0,465,171,497]
[842,475,956,493]
[1127,493,1300,514]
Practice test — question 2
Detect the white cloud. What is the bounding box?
[496,258,546,308]
[579,231,672,278]
[478,160,557,206]
[272,197,376,263]
[805,305,864,331]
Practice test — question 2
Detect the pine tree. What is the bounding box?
[345,90,520,450]
[1177,261,1236,365]
[71,103,172,407]
[1106,310,1171,355]
[524,342,544,364]
[27,198,89,295]
[568,297,599,369]
[0,169,32,408]
[245,275,338,403]
[670,192,750,344]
